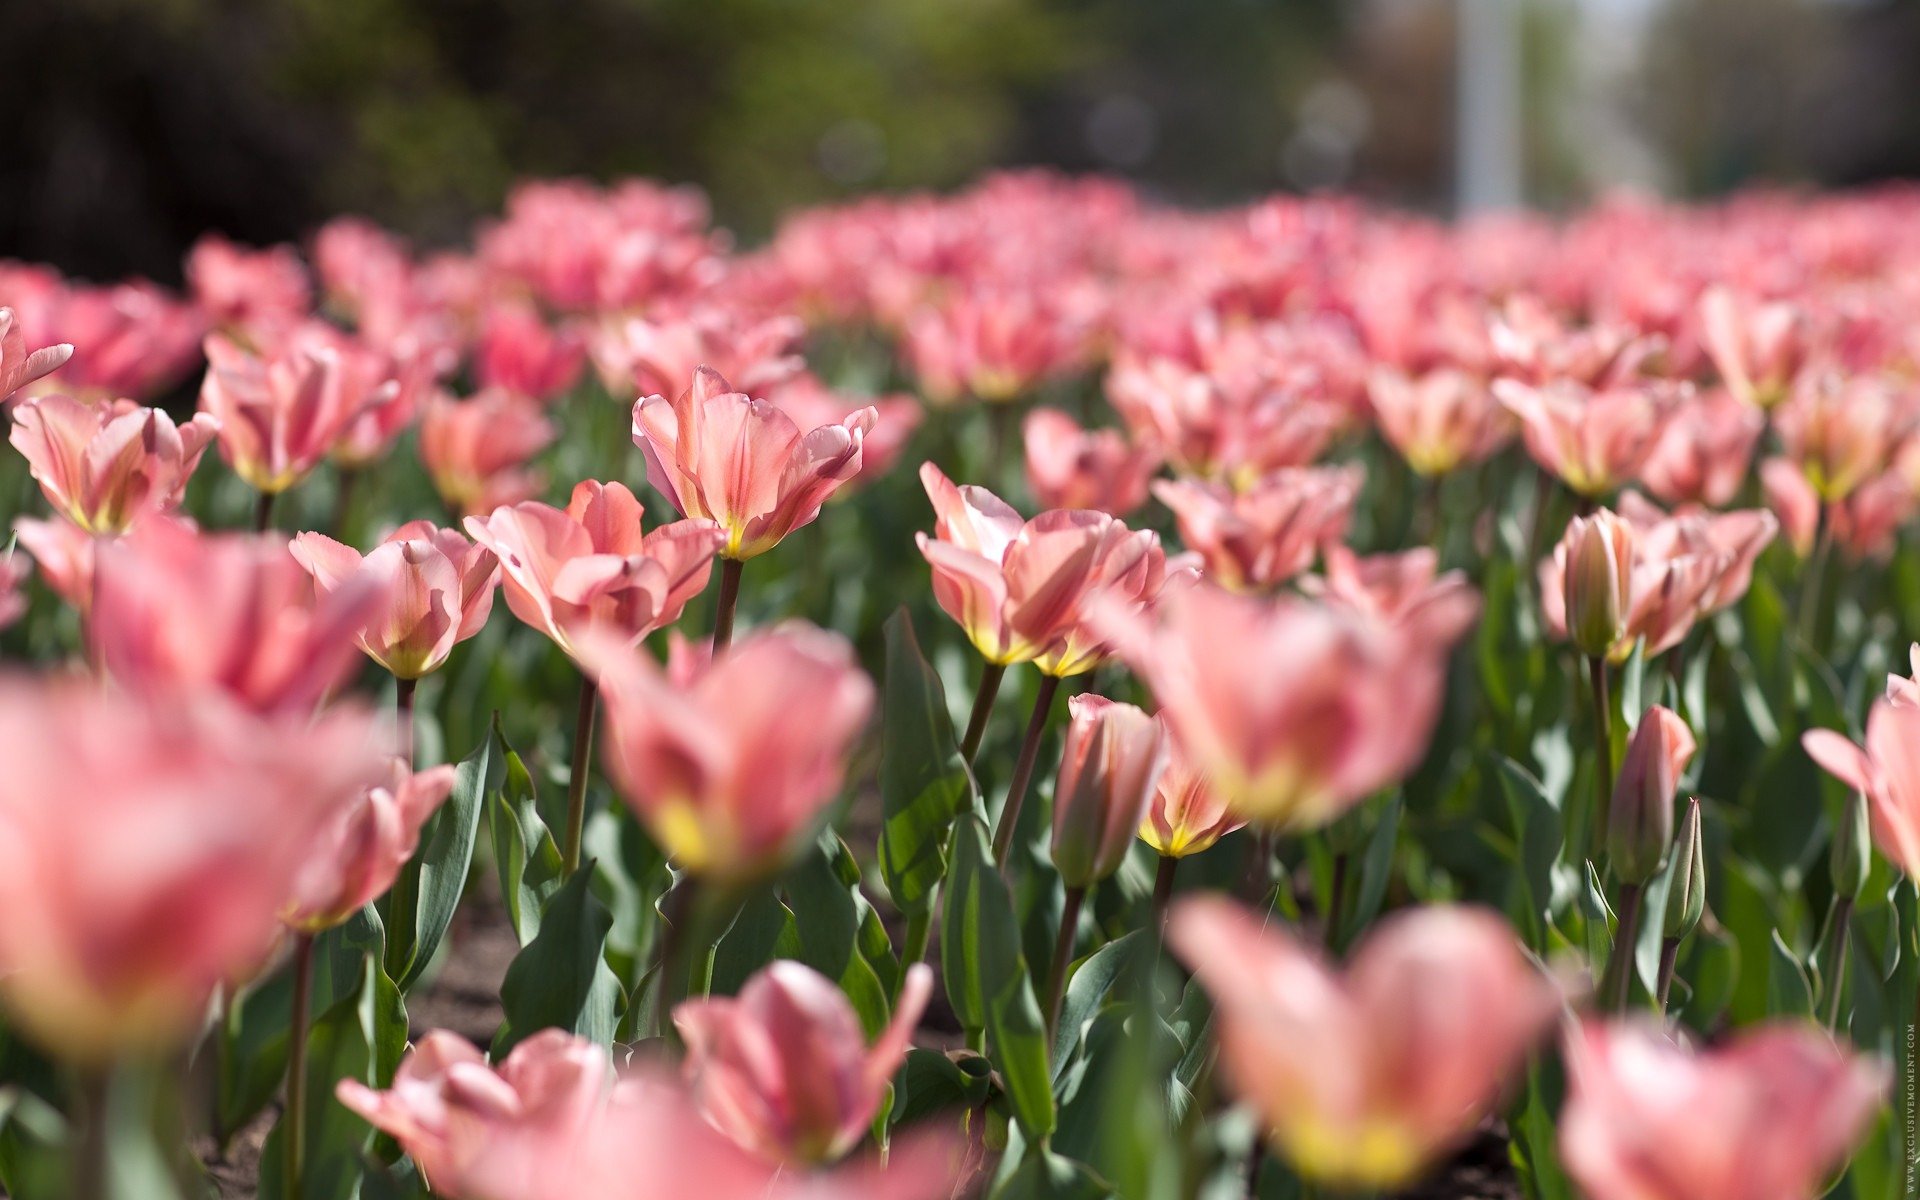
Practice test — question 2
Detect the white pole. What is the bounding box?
[1456,0,1525,214]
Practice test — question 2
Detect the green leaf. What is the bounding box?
[386,731,497,989]
[1342,794,1401,946]
[1508,1060,1575,1200]
[942,814,1055,1138]
[894,1048,992,1126]
[489,726,565,946]
[1497,757,1562,950]
[0,1086,68,1200]
[1049,931,1140,1083]
[260,954,384,1200]
[1767,930,1814,1017]
[495,861,623,1054]
[709,885,796,996]
[878,611,976,913]
[993,1145,1113,1200]
[784,836,896,1037]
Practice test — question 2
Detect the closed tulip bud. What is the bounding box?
[1831,792,1871,901]
[1051,696,1167,888]
[1607,707,1696,884]
[1663,798,1706,940]
[1555,512,1634,658]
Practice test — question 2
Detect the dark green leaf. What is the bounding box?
[877,611,976,913]
[495,862,623,1053]
[387,731,496,989]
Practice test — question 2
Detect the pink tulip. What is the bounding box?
[285,760,456,932]
[1541,509,1726,663]
[675,961,933,1165]
[337,1029,617,1200]
[1494,378,1681,497]
[199,327,391,494]
[1032,522,1184,679]
[1886,643,1920,709]
[91,520,383,715]
[0,306,73,404]
[185,234,313,337]
[1168,896,1561,1190]
[330,342,446,469]
[1636,389,1764,508]
[1772,372,1911,502]
[1095,582,1464,829]
[9,393,219,533]
[475,303,586,402]
[1607,706,1697,884]
[589,307,804,400]
[292,521,500,678]
[1488,294,1654,388]
[1560,1019,1886,1200]
[1022,407,1160,516]
[420,388,558,517]
[1762,456,1915,564]
[1301,544,1481,637]
[1138,727,1245,858]
[26,280,205,403]
[11,513,100,613]
[0,677,388,1059]
[1367,367,1512,477]
[1698,284,1807,409]
[584,623,873,880]
[901,286,1087,403]
[1052,696,1167,888]
[0,553,27,630]
[1153,466,1362,593]
[1108,348,1342,485]
[1805,696,1920,877]
[768,375,921,486]
[1760,456,1821,557]
[634,368,877,560]
[464,481,722,661]
[1617,492,1776,615]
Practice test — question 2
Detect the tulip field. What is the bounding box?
[2,174,1918,1199]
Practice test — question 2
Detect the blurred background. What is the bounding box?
[5,0,1918,283]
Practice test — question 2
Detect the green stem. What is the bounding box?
[1325,850,1351,949]
[653,876,707,1043]
[1798,507,1833,648]
[897,907,934,989]
[1043,886,1086,1040]
[991,674,1062,867]
[330,467,360,539]
[1823,896,1854,1031]
[563,673,598,876]
[72,1068,110,1200]
[960,661,1007,764]
[1605,881,1644,1013]
[253,489,278,534]
[1655,936,1681,1017]
[1588,654,1614,851]
[711,558,745,651]
[1150,854,1178,932]
[285,932,316,1200]
[394,676,416,769]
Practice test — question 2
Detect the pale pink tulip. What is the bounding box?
[1760,456,1821,557]
[475,303,586,402]
[1560,1019,1885,1200]
[0,306,73,404]
[1154,466,1362,593]
[1607,706,1697,884]
[1096,583,1465,829]
[285,760,456,931]
[1052,696,1167,888]
[1636,389,1765,508]
[1107,349,1342,485]
[1023,407,1159,516]
[1495,378,1681,498]
[768,375,921,485]
[1488,294,1655,388]
[675,961,933,1165]
[91,521,383,715]
[185,234,312,336]
[1541,509,1725,663]
[901,286,1087,403]
[420,388,557,517]
[1301,544,1480,637]
[292,521,499,678]
[1138,728,1245,859]
[634,368,876,560]
[9,393,219,532]
[590,308,804,400]
[25,280,204,403]
[1698,284,1807,409]
[1762,456,1915,563]
[11,514,100,612]
[0,678,388,1059]
[199,327,390,493]
[1772,372,1911,502]
[1032,523,1184,679]
[1367,367,1512,477]
[1805,696,1920,877]
[464,481,722,661]
[584,623,873,880]
[1887,643,1920,708]
[1617,492,1777,615]
[1169,897,1561,1190]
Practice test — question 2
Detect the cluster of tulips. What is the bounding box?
[1,170,1918,1200]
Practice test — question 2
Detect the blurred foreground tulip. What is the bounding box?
[585,623,873,880]
[0,306,73,404]
[1153,466,1361,592]
[292,520,499,679]
[285,760,456,932]
[92,521,383,715]
[0,553,25,629]
[1559,1019,1885,1200]
[675,960,933,1165]
[0,678,388,1059]
[1022,406,1159,515]
[420,387,557,517]
[1804,696,1920,877]
[9,393,219,533]
[11,513,100,613]
[1169,897,1561,1190]
[1051,696,1167,889]
[465,481,721,661]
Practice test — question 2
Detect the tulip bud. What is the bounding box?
[1561,513,1634,658]
[1608,707,1696,885]
[1831,792,1871,901]
[1664,797,1707,940]
[1051,696,1167,889]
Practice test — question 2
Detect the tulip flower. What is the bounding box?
[464,481,722,662]
[1022,407,1159,516]
[291,521,500,679]
[1636,389,1765,508]
[901,286,1086,403]
[25,279,206,403]
[1887,643,1920,708]
[633,366,877,561]
[185,234,312,337]
[9,393,220,533]
[1300,544,1480,636]
[1095,582,1465,830]
[284,759,456,932]
[90,520,384,715]
[475,302,586,402]
[1617,493,1776,616]
[1698,284,1807,408]
[1608,706,1696,886]
[0,677,388,1060]
[0,306,73,404]
[199,326,394,497]
[1494,378,1681,498]
[1541,509,1724,664]
[1051,696,1168,890]
[1559,1019,1885,1200]
[0,553,27,630]
[1153,466,1362,593]
[1804,695,1920,878]
[1488,294,1654,388]
[11,513,99,613]
[1168,896,1562,1190]
[585,623,874,881]
[1762,456,1914,564]
[767,374,922,487]
[1772,372,1910,503]
[1366,367,1512,477]
[337,1029,617,1200]
[590,307,804,401]
[420,387,558,518]
[1139,729,1245,859]
[675,960,933,1165]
